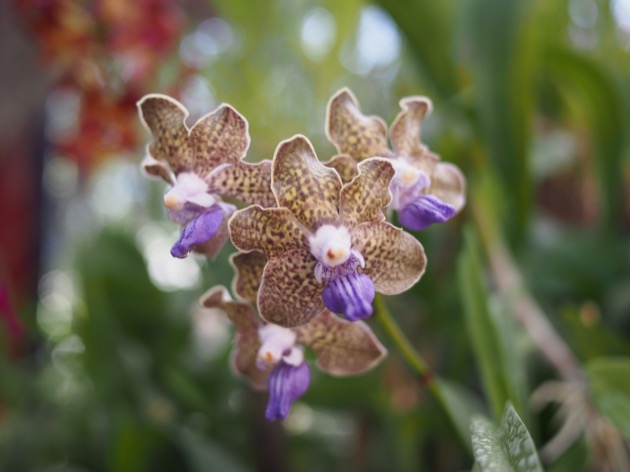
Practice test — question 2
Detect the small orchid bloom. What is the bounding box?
[201,286,387,421]
[326,88,466,231]
[137,95,275,259]
[228,135,426,327]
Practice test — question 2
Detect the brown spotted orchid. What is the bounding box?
[201,286,387,421]
[137,95,275,259]
[228,135,426,327]
[326,88,466,231]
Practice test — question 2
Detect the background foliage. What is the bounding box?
[2,0,630,470]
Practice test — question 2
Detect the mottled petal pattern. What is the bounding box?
[352,221,426,295]
[258,248,324,327]
[326,88,391,162]
[272,135,341,230]
[206,160,275,208]
[324,154,359,184]
[141,153,175,184]
[230,251,267,302]
[295,310,387,376]
[229,205,307,258]
[339,158,394,227]
[189,104,250,176]
[389,96,432,160]
[137,94,194,173]
[200,286,269,390]
[429,162,466,212]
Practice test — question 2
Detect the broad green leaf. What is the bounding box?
[471,404,542,472]
[586,357,630,440]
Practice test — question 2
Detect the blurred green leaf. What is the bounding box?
[471,403,542,472]
[175,426,248,472]
[437,378,484,455]
[458,228,527,419]
[586,357,630,440]
[542,48,626,233]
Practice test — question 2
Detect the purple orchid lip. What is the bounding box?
[397,195,456,231]
[170,205,225,258]
[322,272,375,321]
[265,360,311,421]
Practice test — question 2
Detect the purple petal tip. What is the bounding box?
[322,272,375,322]
[398,195,456,231]
[170,205,224,258]
[265,361,311,421]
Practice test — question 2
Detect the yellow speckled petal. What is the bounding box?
[229,205,307,258]
[206,160,275,208]
[137,94,194,174]
[271,135,341,230]
[200,286,269,390]
[189,104,251,177]
[339,158,394,227]
[192,211,230,260]
[295,310,387,376]
[429,162,467,212]
[390,96,432,160]
[230,251,267,302]
[258,248,324,327]
[326,88,391,162]
[352,221,426,295]
[141,152,175,184]
[324,154,359,184]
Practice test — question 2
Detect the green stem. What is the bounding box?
[373,294,448,413]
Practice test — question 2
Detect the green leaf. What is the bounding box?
[174,426,249,472]
[542,48,625,233]
[586,357,630,440]
[471,404,542,472]
[458,228,527,419]
[438,378,485,455]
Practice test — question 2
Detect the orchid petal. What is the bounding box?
[271,135,341,230]
[326,88,391,162]
[206,160,275,208]
[137,94,194,174]
[429,162,466,212]
[200,286,269,390]
[398,195,456,231]
[324,154,359,184]
[339,158,394,227]
[322,272,375,321]
[258,248,324,327]
[352,221,426,295]
[390,96,432,160]
[189,104,250,176]
[295,310,387,376]
[230,251,267,302]
[171,205,225,258]
[229,205,307,258]
[192,209,231,260]
[265,361,310,421]
[141,153,175,184]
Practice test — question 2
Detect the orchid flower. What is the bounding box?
[137,95,275,259]
[228,135,426,327]
[326,88,466,231]
[201,286,387,421]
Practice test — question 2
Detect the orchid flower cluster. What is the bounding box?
[137,88,466,421]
